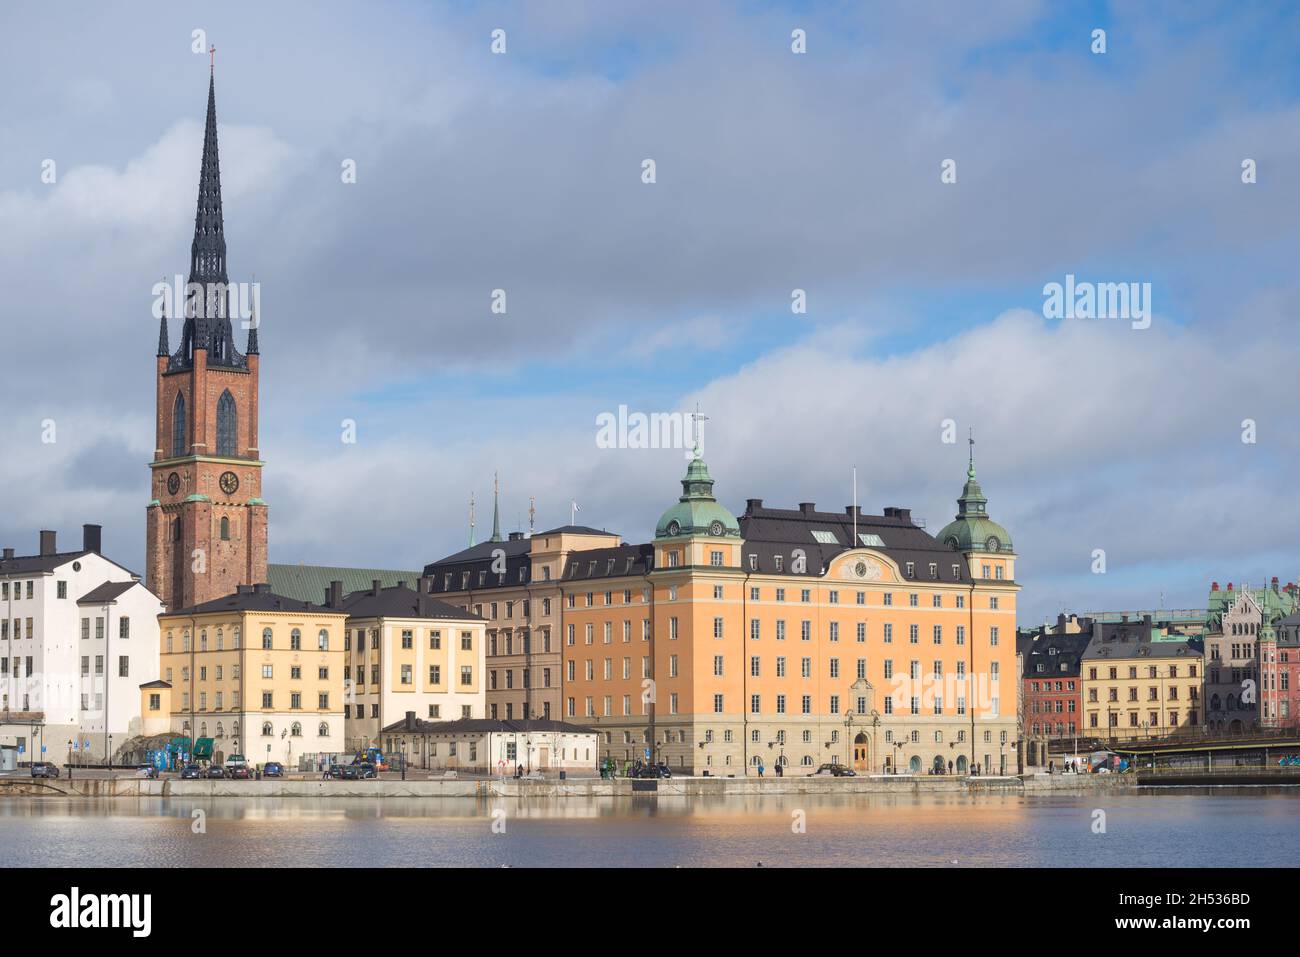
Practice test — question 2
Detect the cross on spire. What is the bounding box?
[690,402,709,459]
[210,45,216,73]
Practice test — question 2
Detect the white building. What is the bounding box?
[0,525,162,763]
[379,713,598,773]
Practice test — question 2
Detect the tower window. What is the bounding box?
[172,392,186,457]
[220,516,230,541]
[216,390,237,457]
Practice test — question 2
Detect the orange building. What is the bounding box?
[556,448,1020,776]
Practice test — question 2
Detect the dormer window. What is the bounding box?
[905,562,915,578]
[929,563,937,579]
[606,559,615,574]
[810,530,838,545]
[748,554,758,572]
[774,555,783,573]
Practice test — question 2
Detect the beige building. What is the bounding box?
[422,525,624,724]
[325,581,485,751]
[159,583,349,766]
[1081,621,1204,739]
[379,713,597,773]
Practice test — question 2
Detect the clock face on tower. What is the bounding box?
[219,471,239,496]
[167,472,180,496]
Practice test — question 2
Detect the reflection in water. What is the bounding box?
[2,789,1298,867]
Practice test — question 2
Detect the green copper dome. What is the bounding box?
[936,455,1014,554]
[655,452,740,539]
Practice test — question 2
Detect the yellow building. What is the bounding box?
[554,446,1020,776]
[1081,619,1204,739]
[158,583,349,767]
[327,580,485,751]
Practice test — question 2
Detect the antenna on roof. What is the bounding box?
[468,492,476,547]
[852,465,858,549]
[528,496,536,537]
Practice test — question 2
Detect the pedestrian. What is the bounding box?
[948,760,953,774]
[1049,760,1055,774]
[758,761,765,778]
[775,761,783,778]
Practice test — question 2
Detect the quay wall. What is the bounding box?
[0,773,1135,799]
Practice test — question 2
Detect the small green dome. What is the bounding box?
[655,453,740,539]
[936,459,1014,554]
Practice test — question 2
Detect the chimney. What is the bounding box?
[1211,581,1219,591]
[82,524,102,554]
[1227,582,1234,591]
[328,580,343,608]
[1057,613,1067,631]
[372,579,382,597]
[745,499,763,513]
[39,530,56,556]
[253,583,270,594]
[406,710,416,729]
[1143,614,1152,628]
[2,548,13,561]
[396,580,408,590]
[895,508,912,523]
[798,503,816,515]
[508,532,522,541]
[1273,576,1280,592]
[236,584,253,594]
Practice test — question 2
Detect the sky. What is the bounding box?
[1,0,1298,625]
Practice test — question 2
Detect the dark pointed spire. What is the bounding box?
[168,66,246,372]
[190,69,227,286]
[246,294,259,355]
[157,280,170,356]
[490,472,502,543]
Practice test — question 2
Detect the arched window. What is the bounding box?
[199,722,207,737]
[290,629,301,650]
[220,516,230,541]
[318,723,330,737]
[317,629,329,651]
[290,722,302,737]
[261,722,273,737]
[216,390,237,457]
[215,723,224,739]
[232,721,240,740]
[262,628,273,649]
[172,392,186,457]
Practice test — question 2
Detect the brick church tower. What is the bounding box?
[146,66,267,612]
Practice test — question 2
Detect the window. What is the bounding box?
[262,628,273,649]
[460,666,473,685]
[171,392,186,456]
[317,629,329,650]
[220,516,230,540]
[213,389,239,456]
[290,629,301,650]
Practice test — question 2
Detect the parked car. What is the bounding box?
[180,764,202,779]
[812,763,855,777]
[30,762,60,779]
[632,763,672,779]
[226,764,251,780]
[340,762,378,780]
[263,761,284,778]
[205,765,226,779]
[325,764,345,779]
[135,765,159,779]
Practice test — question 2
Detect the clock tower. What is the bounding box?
[146,66,267,612]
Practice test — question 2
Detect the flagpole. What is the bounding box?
[852,466,858,547]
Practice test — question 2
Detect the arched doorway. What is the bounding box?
[852,732,870,771]
[956,755,968,774]
[908,755,921,773]
[932,755,945,774]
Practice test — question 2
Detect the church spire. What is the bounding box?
[170,62,245,371]
[490,472,502,543]
[190,61,227,287]
[157,278,170,357]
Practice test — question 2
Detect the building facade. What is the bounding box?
[423,447,1020,777]
[146,68,267,612]
[1203,580,1299,732]
[1020,616,1090,765]
[1081,619,1204,739]
[0,525,162,763]
[327,581,485,751]
[158,584,348,767]
[1260,611,1300,730]
[378,713,597,773]
[422,522,624,724]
